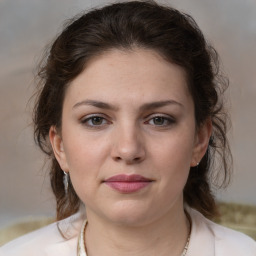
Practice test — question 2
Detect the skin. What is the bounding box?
[50,48,212,256]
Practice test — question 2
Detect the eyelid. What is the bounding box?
[145,113,175,120]
[80,113,104,120]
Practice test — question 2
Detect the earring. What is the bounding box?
[192,162,199,168]
[63,171,69,194]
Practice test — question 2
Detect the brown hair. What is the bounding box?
[34,0,231,220]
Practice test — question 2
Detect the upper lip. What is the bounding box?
[104,174,153,182]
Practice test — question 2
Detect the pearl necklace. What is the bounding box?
[77,220,87,256]
[77,215,191,256]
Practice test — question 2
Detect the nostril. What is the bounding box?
[113,156,142,163]
[114,156,122,161]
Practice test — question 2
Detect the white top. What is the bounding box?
[1,208,255,256]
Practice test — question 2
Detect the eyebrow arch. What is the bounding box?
[73,100,118,111]
[73,99,183,111]
[139,100,184,111]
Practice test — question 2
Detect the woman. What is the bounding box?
[1,1,255,255]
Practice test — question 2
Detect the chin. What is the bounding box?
[103,200,155,227]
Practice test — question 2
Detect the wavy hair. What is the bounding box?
[33,0,232,220]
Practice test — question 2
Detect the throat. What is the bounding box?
[77,211,191,256]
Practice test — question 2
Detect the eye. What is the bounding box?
[147,115,175,126]
[81,115,109,127]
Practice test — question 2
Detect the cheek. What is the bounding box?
[62,128,108,169]
[153,133,195,169]
[152,131,195,188]
[65,143,100,204]
[61,132,110,195]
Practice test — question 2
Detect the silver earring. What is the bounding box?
[63,171,69,194]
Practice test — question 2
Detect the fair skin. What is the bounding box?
[50,48,212,256]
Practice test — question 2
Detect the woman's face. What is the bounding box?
[50,48,211,226]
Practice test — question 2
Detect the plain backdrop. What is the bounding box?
[0,0,256,228]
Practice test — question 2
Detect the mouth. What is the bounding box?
[103,174,154,193]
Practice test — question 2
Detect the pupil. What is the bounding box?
[92,117,102,125]
[154,117,164,125]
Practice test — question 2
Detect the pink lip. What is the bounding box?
[104,174,153,193]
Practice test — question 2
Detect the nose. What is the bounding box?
[111,125,146,164]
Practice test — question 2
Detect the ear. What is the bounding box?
[190,119,212,167]
[49,126,69,173]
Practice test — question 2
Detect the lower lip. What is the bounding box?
[104,181,151,193]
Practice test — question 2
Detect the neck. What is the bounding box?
[84,205,190,256]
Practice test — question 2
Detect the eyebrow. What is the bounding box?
[73,100,118,110]
[139,100,183,111]
[72,99,183,111]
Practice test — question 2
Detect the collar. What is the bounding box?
[186,208,215,256]
[45,208,216,256]
[45,211,85,256]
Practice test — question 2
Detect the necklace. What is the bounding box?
[77,213,191,256]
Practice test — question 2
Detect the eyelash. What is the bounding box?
[145,114,176,127]
[80,114,176,128]
[80,114,110,128]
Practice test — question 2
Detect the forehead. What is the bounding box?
[64,48,192,108]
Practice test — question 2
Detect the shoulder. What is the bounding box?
[0,221,61,255]
[0,212,85,256]
[189,208,256,256]
[208,218,256,255]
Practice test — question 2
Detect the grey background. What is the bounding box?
[0,0,256,228]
